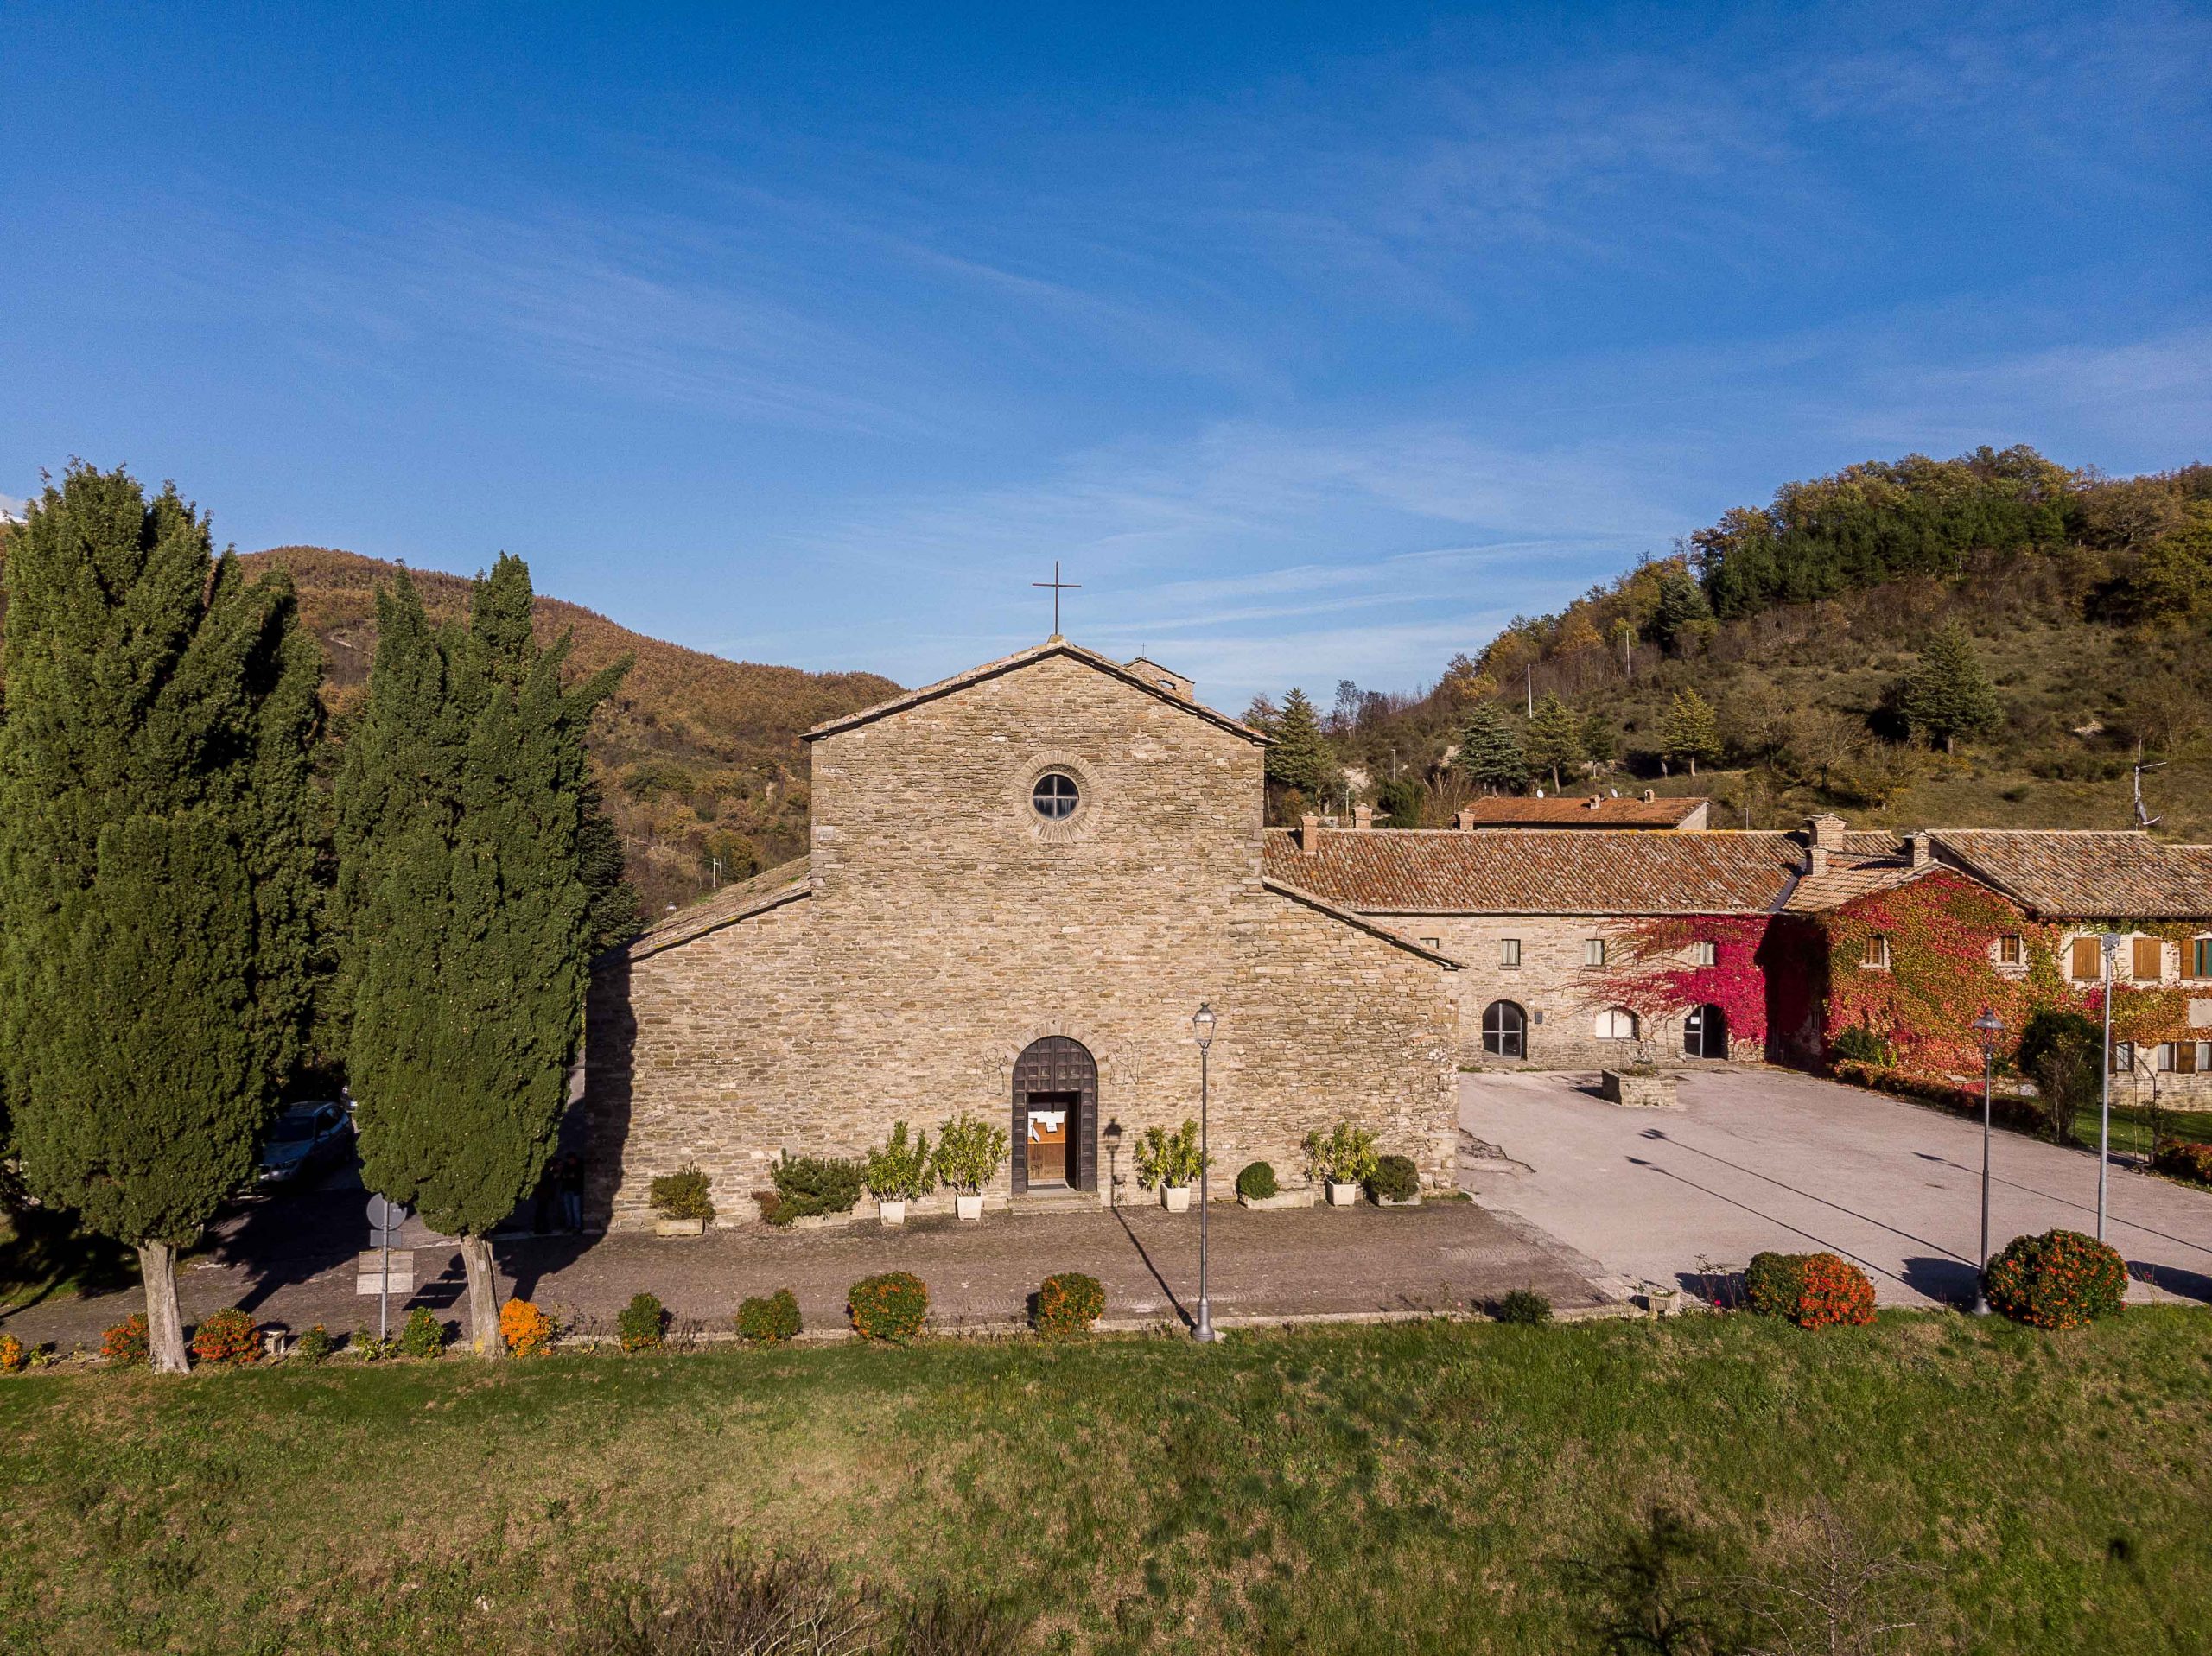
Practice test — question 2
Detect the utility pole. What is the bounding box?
[1525,663,1534,717]
[2098,933,2122,1240]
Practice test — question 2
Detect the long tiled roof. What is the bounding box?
[1261,828,1804,915]
[1931,832,2212,920]
[1456,795,1709,828]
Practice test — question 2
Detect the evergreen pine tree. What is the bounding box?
[335,558,626,1356]
[0,465,322,1372]
[579,779,645,950]
[1649,566,1713,654]
[1900,621,2003,753]
[1662,688,1724,776]
[1373,775,1425,828]
[1454,701,1529,794]
[1523,693,1587,790]
[1581,711,1618,769]
[1264,688,1338,801]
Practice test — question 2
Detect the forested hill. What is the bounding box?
[1262,447,2212,842]
[0,534,895,917]
[236,547,898,916]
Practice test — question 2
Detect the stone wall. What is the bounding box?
[586,648,1463,1226]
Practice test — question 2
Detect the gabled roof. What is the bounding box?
[1778,853,1936,914]
[614,858,812,962]
[803,639,1266,746]
[1262,828,1803,915]
[1929,831,2212,921]
[1456,795,1709,829]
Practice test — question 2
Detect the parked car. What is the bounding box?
[256,1101,353,1188]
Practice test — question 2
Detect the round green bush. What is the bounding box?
[1493,1289,1552,1325]
[1743,1251,1808,1317]
[1033,1272,1105,1339]
[1236,1161,1278,1201]
[617,1292,668,1353]
[1984,1228,2127,1329]
[399,1306,446,1360]
[736,1289,803,1346]
[289,1323,334,1365]
[848,1272,929,1344]
[1367,1154,1421,1203]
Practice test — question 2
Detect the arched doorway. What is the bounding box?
[1684,1004,1729,1060]
[1481,1000,1527,1061]
[1011,1037,1097,1195]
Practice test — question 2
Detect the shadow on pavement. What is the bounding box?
[1900,1255,1980,1309]
[2131,1259,2212,1304]
[1109,1202,1190,1329]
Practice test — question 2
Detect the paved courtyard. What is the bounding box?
[1460,1067,2212,1308]
[0,1171,1608,1353]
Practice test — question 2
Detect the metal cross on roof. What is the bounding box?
[1032,560,1081,638]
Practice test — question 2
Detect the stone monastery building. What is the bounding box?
[582,638,2212,1230]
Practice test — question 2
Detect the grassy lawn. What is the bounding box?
[2067,1100,2212,1158]
[3,1314,2209,1653]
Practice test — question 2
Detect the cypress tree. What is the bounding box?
[1523,693,1587,791]
[1264,687,1338,801]
[1662,688,1724,776]
[1900,621,2003,753]
[1454,701,1529,794]
[1649,566,1713,653]
[0,465,322,1372]
[335,558,625,1355]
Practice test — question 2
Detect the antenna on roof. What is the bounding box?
[2133,742,2164,830]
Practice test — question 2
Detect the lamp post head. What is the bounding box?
[2101,932,2125,957]
[1192,1001,1217,1050]
[1972,1006,2004,1054]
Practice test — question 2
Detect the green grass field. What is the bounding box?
[2,1312,2209,1653]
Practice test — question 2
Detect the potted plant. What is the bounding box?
[864,1121,934,1226]
[1302,1121,1378,1207]
[1135,1120,1206,1212]
[932,1114,1008,1221]
[648,1164,715,1235]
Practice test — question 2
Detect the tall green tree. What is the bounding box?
[1454,701,1529,795]
[1899,622,2004,753]
[1523,693,1587,791]
[0,465,322,1372]
[335,558,626,1355]
[1649,566,1713,654]
[1264,687,1338,803]
[1373,775,1425,828]
[1662,688,1723,777]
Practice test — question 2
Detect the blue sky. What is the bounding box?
[3,3,2207,707]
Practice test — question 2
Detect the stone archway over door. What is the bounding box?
[1012,1037,1097,1195]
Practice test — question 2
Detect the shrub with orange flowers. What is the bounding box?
[2153,1139,2212,1189]
[1743,1250,1876,1329]
[1984,1228,2126,1329]
[189,1308,261,1366]
[847,1272,928,1344]
[1033,1272,1105,1339]
[102,1313,149,1367]
[499,1296,557,1356]
[0,1334,28,1374]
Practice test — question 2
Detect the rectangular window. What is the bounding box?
[1584,938,1606,967]
[2070,936,2101,980]
[2194,937,2212,979]
[1862,936,1891,969]
[1500,938,1522,969]
[1688,940,1717,968]
[2112,1041,2134,1075]
[1419,937,1440,951]
[2156,1043,2177,1073]
[1997,934,2024,966]
[2133,937,2164,980]
[2193,1043,2211,1075]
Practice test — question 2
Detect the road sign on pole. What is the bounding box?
[363,1195,411,1338]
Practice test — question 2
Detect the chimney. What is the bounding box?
[1584,795,1604,811]
[1353,803,1375,830]
[1455,807,1476,830]
[1907,831,1932,869]
[1300,813,1321,852]
[1806,845,1829,878]
[1641,789,1656,803]
[1808,813,1846,852]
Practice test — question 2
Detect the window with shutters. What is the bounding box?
[2133,937,2163,980]
[1500,938,1522,969]
[1996,934,2024,967]
[2069,936,2101,980]
[2155,1043,2177,1073]
[1688,939,1717,968]
[2194,936,2212,979]
[1861,935,1891,970]
[1584,938,1606,967]
[2111,1041,2135,1075]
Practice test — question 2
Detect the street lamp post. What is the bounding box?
[1192,1002,1219,1343]
[2099,933,2124,1241]
[1971,1007,2004,1315]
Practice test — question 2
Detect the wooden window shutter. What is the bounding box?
[2070,936,2101,979]
[2133,937,2163,980]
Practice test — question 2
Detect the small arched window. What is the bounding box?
[1594,1007,1639,1040]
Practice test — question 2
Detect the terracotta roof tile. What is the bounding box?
[1454,796,1709,828]
[1930,832,2212,919]
[1261,828,1802,915]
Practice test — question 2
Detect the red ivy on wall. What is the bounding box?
[1590,915,1778,1045]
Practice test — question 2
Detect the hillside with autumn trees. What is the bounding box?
[0,538,898,920]
[1248,446,2212,842]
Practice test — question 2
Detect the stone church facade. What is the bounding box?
[582,641,1462,1231]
